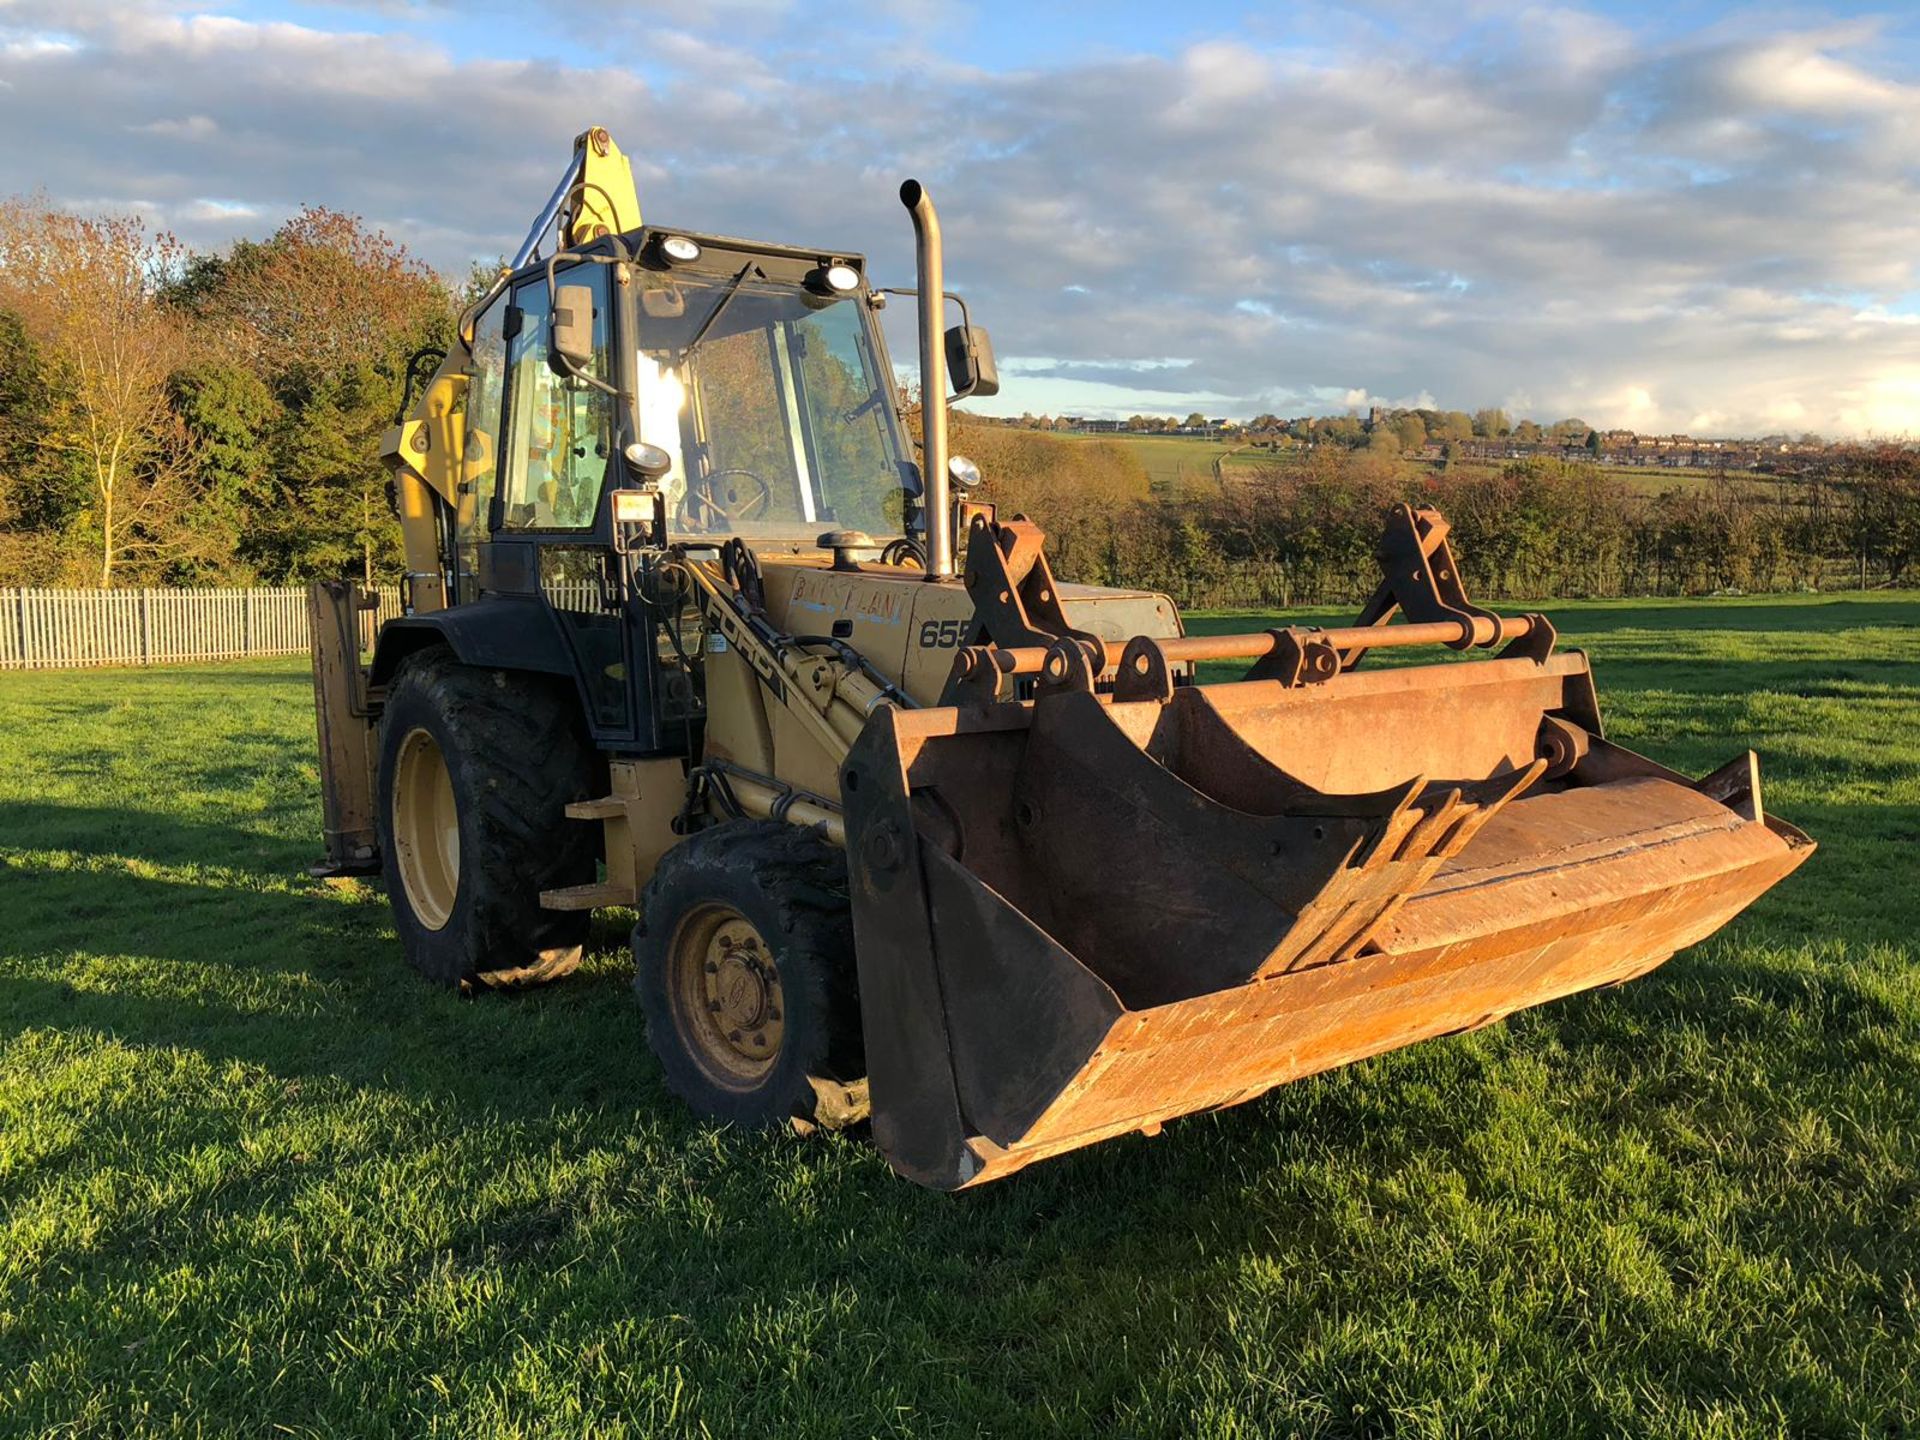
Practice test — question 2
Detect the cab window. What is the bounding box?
[501,265,614,530]
[455,296,507,595]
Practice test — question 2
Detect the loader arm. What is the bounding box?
[677,547,903,778]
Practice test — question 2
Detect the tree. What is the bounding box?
[1472,407,1510,438]
[1586,429,1603,456]
[175,206,449,379]
[0,199,212,585]
[1513,419,1544,443]
[1392,414,1427,453]
[169,207,452,581]
[1184,412,1209,430]
[170,360,277,580]
[1433,410,1474,443]
[1317,414,1364,446]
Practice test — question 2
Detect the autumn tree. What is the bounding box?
[166,207,453,581]
[0,199,218,585]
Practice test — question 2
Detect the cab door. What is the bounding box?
[493,262,640,742]
[453,296,507,605]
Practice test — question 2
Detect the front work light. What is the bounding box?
[807,262,861,296]
[623,441,673,480]
[657,234,701,266]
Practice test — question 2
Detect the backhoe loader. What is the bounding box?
[308,126,1812,1189]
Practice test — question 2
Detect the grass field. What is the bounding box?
[3,594,1918,1437]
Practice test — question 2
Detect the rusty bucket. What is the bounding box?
[840,640,1811,1190]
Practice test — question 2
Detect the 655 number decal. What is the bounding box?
[917,618,968,649]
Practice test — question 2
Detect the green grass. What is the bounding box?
[3,593,1918,1437]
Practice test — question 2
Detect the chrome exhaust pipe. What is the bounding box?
[900,179,953,580]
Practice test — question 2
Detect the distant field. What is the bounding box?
[3,593,1917,1436]
[1047,430,1271,490]
[1040,429,1785,498]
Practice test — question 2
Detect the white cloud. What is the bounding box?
[129,113,217,140]
[1,3,1918,434]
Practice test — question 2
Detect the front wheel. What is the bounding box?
[633,821,864,1127]
[376,650,597,987]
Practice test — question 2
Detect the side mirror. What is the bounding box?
[550,283,596,371]
[945,323,999,399]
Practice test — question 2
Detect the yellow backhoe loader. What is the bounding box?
[308,126,1812,1189]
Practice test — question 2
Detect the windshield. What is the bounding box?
[632,266,913,540]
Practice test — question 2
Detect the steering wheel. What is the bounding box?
[700,468,774,523]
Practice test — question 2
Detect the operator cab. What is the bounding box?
[456,230,915,581]
[448,228,919,757]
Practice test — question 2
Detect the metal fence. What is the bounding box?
[0,585,403,670]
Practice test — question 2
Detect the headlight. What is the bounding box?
[623,441,672,479]
[807,262,861,296]
[657,235,701,266]
[948,454,982,489]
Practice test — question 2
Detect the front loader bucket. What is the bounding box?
[840,650,1812,1190]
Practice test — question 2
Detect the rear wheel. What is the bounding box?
[634,821,864,1127]
[376,650,597,987]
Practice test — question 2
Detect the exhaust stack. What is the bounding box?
[900,179,953,579]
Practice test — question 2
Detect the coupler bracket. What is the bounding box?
[939,513,1104,705]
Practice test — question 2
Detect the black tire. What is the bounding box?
[376,649,597,987]
[633,820,864,1127]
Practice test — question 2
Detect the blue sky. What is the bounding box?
[5,0,1920,434]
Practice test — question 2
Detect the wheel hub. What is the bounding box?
[671,907,786,1087]
[713,945,773,1031]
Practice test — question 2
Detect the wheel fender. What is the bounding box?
[369,597,572,689]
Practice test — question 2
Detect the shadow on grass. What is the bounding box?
[0,800,316,875]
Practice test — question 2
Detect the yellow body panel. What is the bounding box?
[694,552,1186,829]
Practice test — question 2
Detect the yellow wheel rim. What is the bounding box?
[392,726,460,931]
[668,904,785,1090]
